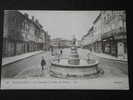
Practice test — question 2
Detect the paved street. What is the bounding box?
[1,51,52,78]
[1,48,128,79]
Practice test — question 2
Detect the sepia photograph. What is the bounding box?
[1,10,129,89]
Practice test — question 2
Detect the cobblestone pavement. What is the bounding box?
[1,48,128,79]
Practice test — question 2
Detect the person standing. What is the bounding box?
[41,56,46,75]
[60,49,63,55]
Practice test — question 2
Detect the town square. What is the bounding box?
[1,10,128,89]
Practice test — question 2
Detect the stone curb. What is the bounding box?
[2,51,44,67]
[92,54,128,63]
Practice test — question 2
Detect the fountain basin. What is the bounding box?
[50,58,102,78]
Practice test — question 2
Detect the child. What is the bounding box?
[41,56,46,73]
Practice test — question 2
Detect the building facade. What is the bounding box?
[81,26,95,50]
[50,38,72,49]
[81,11,127,59]
[101,11,127,58]
[44,31,51,51]
[92,13,102,53]
[3,10,50,57]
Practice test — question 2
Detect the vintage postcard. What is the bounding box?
[1,10,129,89]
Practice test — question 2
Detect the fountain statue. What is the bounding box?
[68,36,80,65]
[50,36,103,78]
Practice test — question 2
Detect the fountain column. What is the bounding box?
[68,42,80,65]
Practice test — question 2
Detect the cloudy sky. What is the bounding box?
[20,10,100,40]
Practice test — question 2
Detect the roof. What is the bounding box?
[82,26,94,39]
[9,10,43,30]
[93,12,102,24]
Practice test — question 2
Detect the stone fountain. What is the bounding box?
[68,37,80,65]
[50,37,103,78]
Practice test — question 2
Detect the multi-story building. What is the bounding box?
[81,11,127,59]
[44,31,51,51]
[81,26,94,50]
[92,13,102,53]
[3,10,50,57]
[3,10,24,56]
[101,11,127,58]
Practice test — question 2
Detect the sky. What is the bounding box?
[20,10,100,40]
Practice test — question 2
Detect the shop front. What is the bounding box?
[101,31,117,57]
[102,36,116,56]
[114,32,127,59]
[101,28,127,58]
